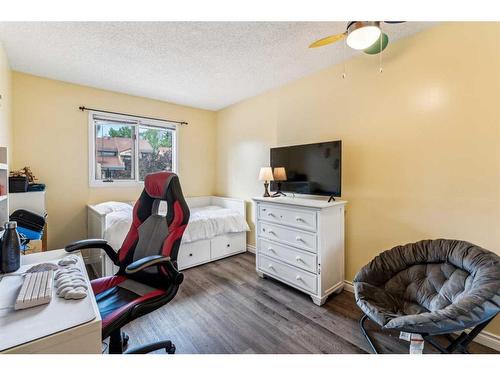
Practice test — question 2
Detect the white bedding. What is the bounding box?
[93,202,249,251]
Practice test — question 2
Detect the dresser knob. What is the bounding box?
[226,243,230,248]
[296,236,303,242]
[267,212,274,217]
[268,264,274,269]
[295,256,302,262]
[296,275,302,281]
[295,217,303,222]
[268,230,275,235]
[189,253,193,257]
[268,247,274,252]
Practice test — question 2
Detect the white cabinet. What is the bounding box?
[0,146,8,225]
[253,196,346,306]
[9,191,47,216]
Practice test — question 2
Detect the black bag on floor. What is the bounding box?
[9,209,46,232]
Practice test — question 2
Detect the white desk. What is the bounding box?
[0,249,102,353]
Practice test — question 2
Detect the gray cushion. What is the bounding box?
[354,239,500,334]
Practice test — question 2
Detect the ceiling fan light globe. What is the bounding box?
[363,33,389,55]
[346,24,381,50]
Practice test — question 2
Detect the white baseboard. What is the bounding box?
[343,280,500,351]
[343,280,354,293]
[469,328,500,352]
[246,244,256,254]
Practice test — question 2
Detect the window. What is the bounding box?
[89,112,177,186]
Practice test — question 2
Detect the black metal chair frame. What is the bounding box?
[359,313,496,354]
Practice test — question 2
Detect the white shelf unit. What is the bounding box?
[0,146,8,225]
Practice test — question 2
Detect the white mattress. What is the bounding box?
[93,202,249,251]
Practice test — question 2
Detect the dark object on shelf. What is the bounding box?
[0,222,21,273]
[27,183,46,192]
[10,209,46,233]
[10,166,38,183]
[64,172,189,354]
[354,239,500,354]
[9,176,28,193]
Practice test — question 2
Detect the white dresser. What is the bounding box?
[253,196,347,306]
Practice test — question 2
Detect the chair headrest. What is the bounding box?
[144,172,176,199]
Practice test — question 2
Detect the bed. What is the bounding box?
[87,196,249,276]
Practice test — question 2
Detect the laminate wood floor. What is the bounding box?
[109,253,497,354]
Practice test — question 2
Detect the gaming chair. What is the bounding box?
[65,172,190,354]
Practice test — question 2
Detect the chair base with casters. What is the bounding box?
[354,239,500,354]
[108,329,176,354]
[359,313,495,354]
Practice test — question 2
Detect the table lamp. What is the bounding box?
[258,167,274,197]
[272,167,287,197]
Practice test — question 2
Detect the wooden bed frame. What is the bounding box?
[87,196,247,276]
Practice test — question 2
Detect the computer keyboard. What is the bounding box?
[14,270,54,310]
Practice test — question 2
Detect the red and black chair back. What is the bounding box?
[116,172,190,287]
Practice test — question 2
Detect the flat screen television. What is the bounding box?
[270,140,341,197]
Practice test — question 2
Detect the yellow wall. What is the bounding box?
[216,23,500,334]
[0,42,12,159]
[12,72,216,249]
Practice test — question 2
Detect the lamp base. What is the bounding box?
[272,190,286,197]
[271,181,286,197]
[263,181,271,197]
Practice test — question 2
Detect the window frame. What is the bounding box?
[88,111,178,187]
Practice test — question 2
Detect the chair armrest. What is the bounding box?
[125,255,183,285]
[65,239,119,266]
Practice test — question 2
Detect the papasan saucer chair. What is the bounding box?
[354,239,500,354]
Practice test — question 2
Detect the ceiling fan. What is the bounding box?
[309,21,404,55]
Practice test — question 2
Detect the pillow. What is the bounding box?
[93,201,133,215]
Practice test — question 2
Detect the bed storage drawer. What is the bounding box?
[259,238,317,273]
[211,232,246,260]
[258,204,317,232]
[258,255,317,294]
[177,239,211,269]
[259,222,317,253]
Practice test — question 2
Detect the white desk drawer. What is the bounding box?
[259,204,317,232]
[259,255,317,294]
[211,232,246,259]
[259,238,317,273]
[259,222,317,253]
[178,239,211,268]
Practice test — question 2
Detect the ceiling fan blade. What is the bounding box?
[383,21,405,24]
[309,33,346,48]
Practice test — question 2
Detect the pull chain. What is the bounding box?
[379,31,383,74]
[342,38,347,79]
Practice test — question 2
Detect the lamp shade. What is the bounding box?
[346,21,381,50]
[258,167,274,181]
[273,167,287,181]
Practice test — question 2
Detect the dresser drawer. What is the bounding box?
[211,232,246,260]
[178,239,211,269]
[259,238,317,273]
[258,255,317,294]
[259,222,317,253]
[259,204,317,232]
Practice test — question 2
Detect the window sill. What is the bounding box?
[89,180,145,188]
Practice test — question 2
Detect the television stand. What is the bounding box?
[328,195,336,202]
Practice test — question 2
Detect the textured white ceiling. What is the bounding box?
[0,22,436,110]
